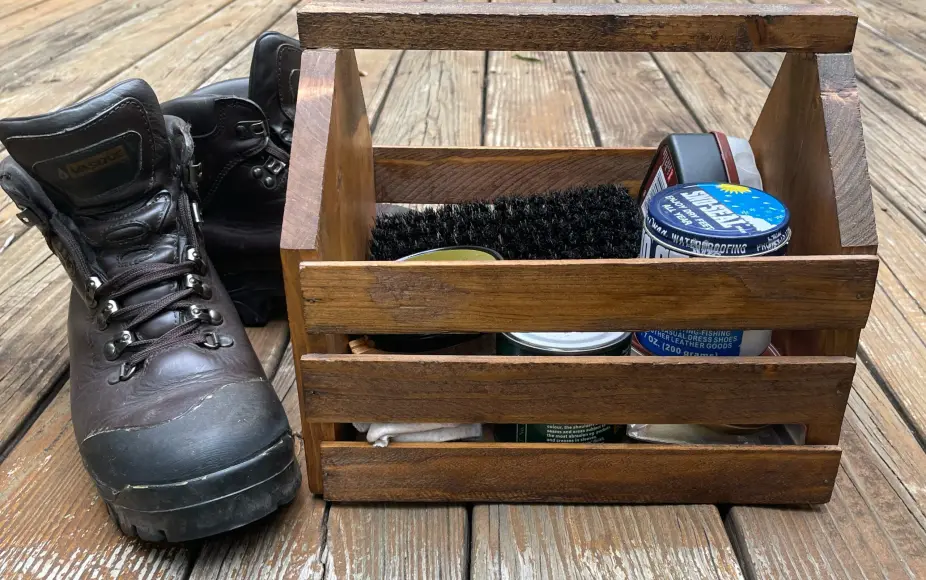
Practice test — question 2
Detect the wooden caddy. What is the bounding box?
[282,2,879,504]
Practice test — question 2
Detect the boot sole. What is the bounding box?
[101,433,301,542]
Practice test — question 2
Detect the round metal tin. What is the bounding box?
[369,246,501,354]
[641,183,790,258]
[637,183,790,357]
[397,246,503,262]
[495,331,630,443]
[498,331,632,356]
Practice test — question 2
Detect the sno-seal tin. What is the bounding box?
[494,331,631,443]
[636,183,790,357]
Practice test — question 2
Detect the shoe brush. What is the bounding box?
[369,184,642,261]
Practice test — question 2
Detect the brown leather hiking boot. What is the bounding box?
[0,79,300,542]
[162,32,300,325]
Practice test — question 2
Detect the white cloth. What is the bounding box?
[353,423,482,447]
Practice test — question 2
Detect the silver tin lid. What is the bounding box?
[504,331,631,353]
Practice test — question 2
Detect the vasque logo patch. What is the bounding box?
[33,131,142,206]
[62,144,129,179]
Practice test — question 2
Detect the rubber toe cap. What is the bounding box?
[80,379,290,492]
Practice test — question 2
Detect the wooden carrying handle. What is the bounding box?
[297,2,856,53]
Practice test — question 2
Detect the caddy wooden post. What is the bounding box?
[282,3,877,503]
[281,48,375,493]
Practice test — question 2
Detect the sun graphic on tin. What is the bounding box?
[717,183,752,194]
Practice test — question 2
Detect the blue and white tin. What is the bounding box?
[636,183,791,356]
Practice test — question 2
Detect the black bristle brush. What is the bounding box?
[369,184,643,261]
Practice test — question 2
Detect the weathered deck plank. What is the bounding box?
[326,504,468,580]
[473,504,743,579]
[0,0,49,20]
[836,0,926,60]
[571,50,699,144]
[375,50,484,147]
[0,0,109,52]
[0,0,236,116]
[728,363,926,578]
[0,232,70,454]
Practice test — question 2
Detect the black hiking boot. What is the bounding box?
[0,79,300,543]
[162,31,300,326]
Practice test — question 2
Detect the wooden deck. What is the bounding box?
[1,0,926,577]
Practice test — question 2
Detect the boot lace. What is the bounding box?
[48,185,223,381]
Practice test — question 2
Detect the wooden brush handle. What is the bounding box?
[297,2,856,53]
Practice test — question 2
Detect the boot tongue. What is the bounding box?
[248,32,300,143]
[0,79,171,214]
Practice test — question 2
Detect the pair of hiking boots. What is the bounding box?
[0,32,302,542]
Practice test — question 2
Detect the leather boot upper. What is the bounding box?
[161,32,300,324]
[0,79,289,491]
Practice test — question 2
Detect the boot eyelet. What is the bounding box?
[188,304,209,323]
[265,158,286,175]
[251,166,263,179]
[187,304,221,325]
[261,176,276,189]
[281,130,292,145]
[191,201,204,225]
[119,362,138,381]
[201,332,234,349]
[86,276,102,307]
[184,247,205,272]
[184,274,213,299]
[96,299,119,330]
[104,330,134,361]
[16,207,40,226]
